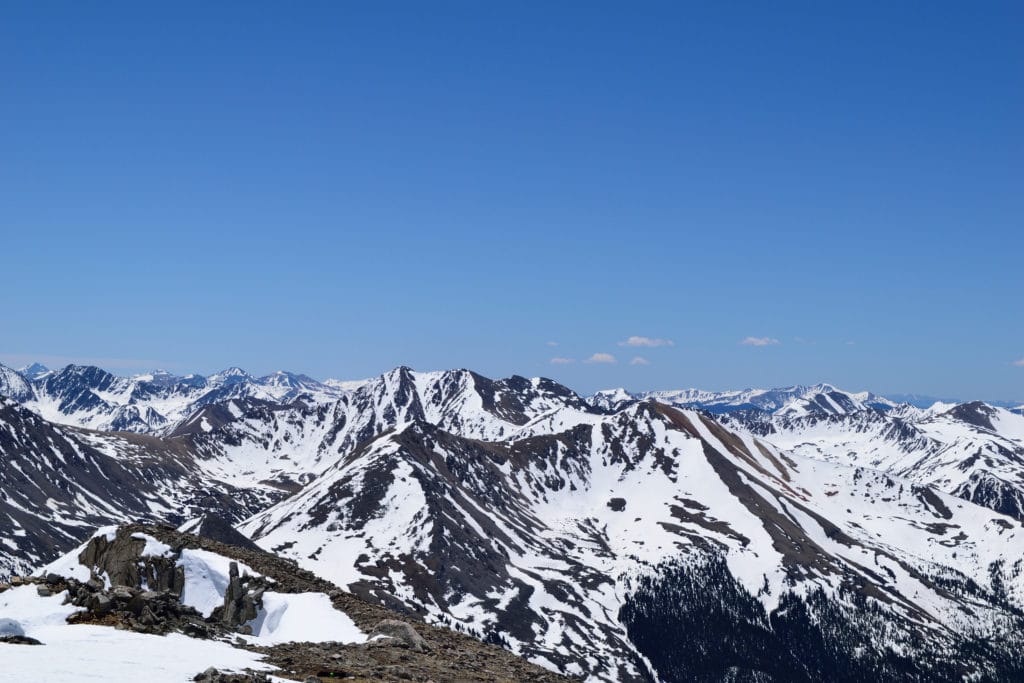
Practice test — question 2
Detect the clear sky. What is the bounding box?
[2,2,1021,400]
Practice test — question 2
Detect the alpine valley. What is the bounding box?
[2,361,1023,682]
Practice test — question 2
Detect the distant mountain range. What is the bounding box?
[2,361,1018,436]
[593,383,1021,413]
[0,362,354,433]
[1,361,1023,681]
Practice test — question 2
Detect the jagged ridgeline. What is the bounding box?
[620,553,1024,682]
[1,362,1024,681]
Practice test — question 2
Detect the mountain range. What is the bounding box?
[1,361,1023,681]
[0,363,351,433]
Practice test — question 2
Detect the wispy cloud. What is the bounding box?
[546,341,559,347]
[549,357,575,365]
[740,336,780,347]
[845,341,856,346]
[618,336,674,348]
[1013,358,1024,367]
[629,356,650,366]
[584,353,617,364]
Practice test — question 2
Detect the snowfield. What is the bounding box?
[0,586,272,682]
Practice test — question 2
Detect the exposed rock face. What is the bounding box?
[78,531,185,594]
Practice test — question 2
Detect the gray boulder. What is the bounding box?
[367,619,428,652]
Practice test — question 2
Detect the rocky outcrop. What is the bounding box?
[78,531,184,594]
[70,528,277,636]
[210,561,268,633]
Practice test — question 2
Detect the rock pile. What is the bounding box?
[38,572,214,637]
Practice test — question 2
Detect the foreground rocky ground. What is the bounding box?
[0,522,575,682]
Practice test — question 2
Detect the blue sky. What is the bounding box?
[2,2,1021,400]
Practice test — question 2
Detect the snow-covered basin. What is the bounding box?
[0,585,271,681]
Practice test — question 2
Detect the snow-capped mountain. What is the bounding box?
[720,399,1024,523]
[17,362,51,381]
[593,383,898,416]
[0,366,599,575]
[0,362,350,433]
[593,382,1024,522]
[169,367,598,493]
[0,364,33,402]
[3,364,1024,681]
[237,390,1024,681]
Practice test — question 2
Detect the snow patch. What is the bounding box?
[177,548,259,618]
[244,592,366,645]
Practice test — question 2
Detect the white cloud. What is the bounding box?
[546,341,559,347]
[584,353,617,364]
[845,341,856,346]
[549,357,575,365]
[740,336,780,347]
[629,356,650,366]
[1013,358,1024,367]
[618,336,674,348]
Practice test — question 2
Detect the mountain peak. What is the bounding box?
[17,362,50,380]
[0,364,33,402]
[208,367,251,386]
